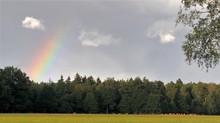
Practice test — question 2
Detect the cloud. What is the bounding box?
[78,29,120,47]
[22,17,44,30]
[132,0,181,14]
[146,18,177,43]
[159,33,175,43]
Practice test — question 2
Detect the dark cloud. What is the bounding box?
[1,1,220,83]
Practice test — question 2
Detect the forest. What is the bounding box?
[0,66,220,115]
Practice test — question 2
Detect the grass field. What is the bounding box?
[0,114,220,123]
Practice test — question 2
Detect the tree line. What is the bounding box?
[0,66,220,114]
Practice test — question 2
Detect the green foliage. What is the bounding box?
[58,94,75,113]
[177,0,220,69]
[1,66,220,114]
[83,92,99,113]
[119,94,132,113]
[36,84,57,113]
[0,66,31,113]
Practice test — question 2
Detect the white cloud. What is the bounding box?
[146,18,177,43]
[78,29,120,47]
[159,33,175,43]
[22,17,44,30]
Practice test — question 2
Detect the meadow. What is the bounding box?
[0,114,220,123]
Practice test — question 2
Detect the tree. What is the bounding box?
[36,84,57,113]
[119,82,132,113]
[83,92,99,113]
[214,86,220,115]
[119,94,132,113]
[143,94,162,114]
[28,82,40,113]
[129,78,145,113]
[180,83,194,113]
[55,75,66,98]
[101,87,117,113]
[1,66,220,114]
[165,81,178,113]
[97,78,120,114]
[206,83,220,114]
[0,66,31,112]
[191,82,208,114]
[154,81,169,113]
[73,73,82,83]
[96,77,102,84]
[177,0,220,69]
[65,76,73,94]
[58,94,75,113]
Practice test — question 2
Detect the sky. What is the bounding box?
[1,0,220,83]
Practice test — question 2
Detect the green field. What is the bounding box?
[0,114,220,123]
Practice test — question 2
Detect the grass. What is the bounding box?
[0,114,220,123]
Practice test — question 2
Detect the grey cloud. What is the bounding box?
[78,29,121,47]
[1,1,220,83]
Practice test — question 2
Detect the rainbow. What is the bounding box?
[28,29,65,82]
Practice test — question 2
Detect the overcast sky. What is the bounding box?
[1,0,220,83]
